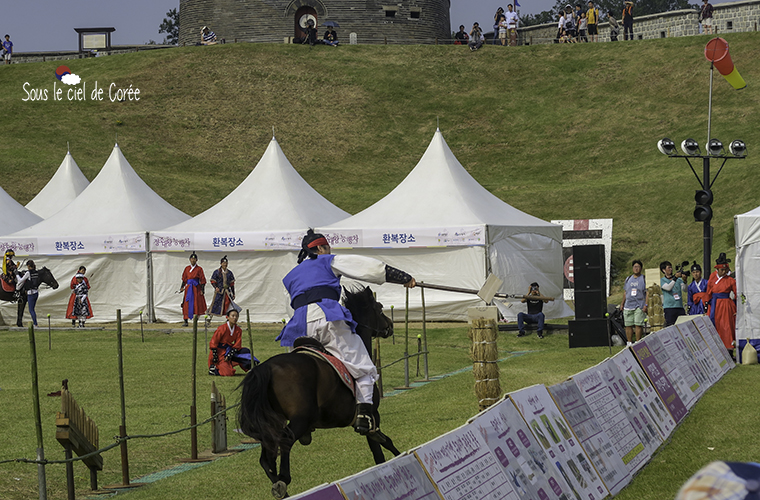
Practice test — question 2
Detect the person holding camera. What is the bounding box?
[469,23,484,51]
[661,261,687,326]
[517,282,548,339]
[621,260,647,346]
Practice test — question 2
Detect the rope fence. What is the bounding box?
[0,402,242,467]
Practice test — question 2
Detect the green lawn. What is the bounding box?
[1,323,756,500]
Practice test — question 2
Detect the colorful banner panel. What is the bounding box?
[569,363,651,476]
[693,316,736,371]
[644,332,698,409]
[468,397,575,500]
[0,233,147,255]
[548,379,631,496]
[675,320,724,387]
[660,326,708,400]
[338,453,441,500]
[414,424,516,500]
[631,339,688,424]
[509,385,609,500]
[611,348,676,441]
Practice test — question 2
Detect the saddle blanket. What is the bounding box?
[1,279,15,293]
[293,346,356,398]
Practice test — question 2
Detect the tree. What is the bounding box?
[159,8,180,45]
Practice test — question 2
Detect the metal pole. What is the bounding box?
[190,315,199,460]
[420,286,429,381]
[140,310,144,343]
[390,305,395,344]
[204,315,208,353]
[116,309,130,486]
[404,288,410,388]
[48,314,51,350]
[246,309,254,360]
[29,323,48,500]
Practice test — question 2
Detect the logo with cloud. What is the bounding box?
[55,66,81,85]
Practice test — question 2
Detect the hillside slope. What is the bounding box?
[1,34,758,289]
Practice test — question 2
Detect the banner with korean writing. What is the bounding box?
[149,231,305,252]
[509,385,609,500]
[0,233,147,255]
[610,348,676,442]
[568,362,652,476]
[337,453,440,500]
[631,340,689,424]
[319,226,486,249]
[468,397,576,500]
[548,379,631,496]
[414,424,516,500]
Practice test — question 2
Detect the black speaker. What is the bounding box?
[574,269,604,291]
[574,290,606,319]
[573,244,604,269]
[569,319,610,348]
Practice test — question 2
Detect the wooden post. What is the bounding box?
[420,286,429,381]
[210,382,228,453]
[191,315,199,459]
[140,310,144,343]
[469,318,501,411]
[394,289,412,390]
[29,323,48,500]
[375,337,383,397]
[64,446,75,500]
[246,309,255,361]
[116,310,130,486]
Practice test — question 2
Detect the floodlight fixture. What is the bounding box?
[707,139,724,156]
[681,138,700,156]
[730,140,747,157]
[657,138,676,156]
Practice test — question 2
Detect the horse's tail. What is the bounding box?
[237,362,286,452]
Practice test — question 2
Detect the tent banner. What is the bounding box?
[320,225,486,249]
[150,231,306,252]
[0,233,146,255]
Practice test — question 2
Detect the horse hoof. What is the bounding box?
[298,432,312,446]
[272,480,288,499]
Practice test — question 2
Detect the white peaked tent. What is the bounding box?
[150,136,350,323]
[0,144,189,323]
[319,129,574,321]
[0,186,42,236]
[734,206,760,341]
[25,151,90,218]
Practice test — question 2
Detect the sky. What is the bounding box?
[3,0,733,53]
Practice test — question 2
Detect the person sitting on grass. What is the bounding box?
[200,26,217,45]
[208,309,257,376]
[469,23,484,51]
[517,282,549,339]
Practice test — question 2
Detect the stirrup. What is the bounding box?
[354,404,376,435]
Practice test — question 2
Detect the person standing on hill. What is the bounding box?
[622,1,634,40]
[621,260,647,346]
[586,1,600,42]
[180,252,207,327]
[608,11,620,41]
[504,4,519,46]
[493,7,505,45]
[660,261,687,326]
[699,0,715,34]
[2,35,13,65]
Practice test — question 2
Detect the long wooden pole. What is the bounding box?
[415,282,555,301]
[116,309,130,486]
[246,309,254,360]
[29,323,48,500]
[421,286,429,381]
[190,315,199,459]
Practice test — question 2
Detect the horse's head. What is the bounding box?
[39,267,59,290]
[343,286,393,341]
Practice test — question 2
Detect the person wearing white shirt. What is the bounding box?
[504,4,519,46]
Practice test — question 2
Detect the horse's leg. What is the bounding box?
[259,445,278,485]
[16,295,26,327]
[272,415,311,498]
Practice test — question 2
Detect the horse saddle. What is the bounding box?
[1,277,15,293]
[293,337,356,398]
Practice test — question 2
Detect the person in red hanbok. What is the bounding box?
[180,252,207,326]
[702,253,737,354]
[208,309,256,376]
[66,266,93,327]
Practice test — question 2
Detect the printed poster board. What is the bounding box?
[338,453,440,500]
[548,379,631,496]
[659,326,708,400]
[288,483,345,500]
[610,348,676,441]
[675,320,724,387]
[414,424,516,500]
[631,339,689,424]
[468,397,575,499]
[569,363,651,476]
[644,330,699,409]
[693,315,736,371]
[509,385,609,500]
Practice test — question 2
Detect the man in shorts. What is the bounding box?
[700,0,714,34]
[2,35,13,65]
[586,1,599,42]
[620,259,647,346]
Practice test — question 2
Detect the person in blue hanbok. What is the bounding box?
[207,255,239,321]
[687,262,707,315]
[276,229,416,436]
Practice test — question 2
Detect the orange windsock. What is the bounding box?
[705,37,746,90]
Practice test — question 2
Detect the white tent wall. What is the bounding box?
[488,227,573,320]
[734,208,760,340]
[0,253,148,325]
[336,246,486,321]
[151,251,297,324]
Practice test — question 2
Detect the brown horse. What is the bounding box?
[238,286,401,499]
[0,267,59,326]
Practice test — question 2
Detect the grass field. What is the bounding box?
[1,322,757,500]
[1,34,759,289]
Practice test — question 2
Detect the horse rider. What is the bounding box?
[277,229,416,436]
[3,249,18,286]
